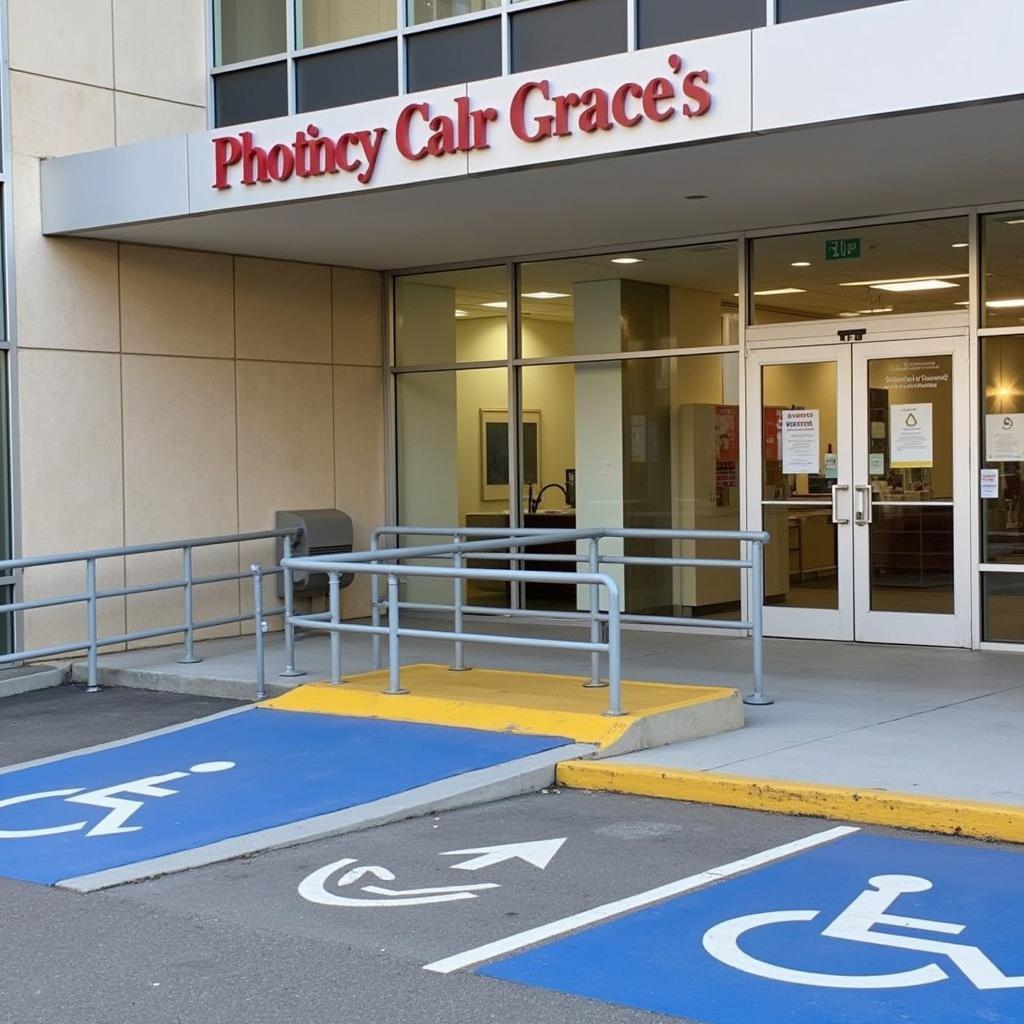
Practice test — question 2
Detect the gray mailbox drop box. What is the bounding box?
[276,509,354,596]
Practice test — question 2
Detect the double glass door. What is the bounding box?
[748,335,971,646]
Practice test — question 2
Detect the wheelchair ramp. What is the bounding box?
[0,706,581,891]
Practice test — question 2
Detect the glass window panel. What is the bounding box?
[870,505,954,614]
[395,266,508,366]
[214,63,289,128]
[408,0,501,27]
[637,0,766,48]
[982,213,1024,329]
[216,0,286,65]
[407,18,502,91]
[520,353,741,617]
[983,573,1024,643]
[511,0,627,74]
[296,40,398,113]
[300,0,396,47]
[777,0,895,22]
[982,336,1024,564]
[520,242,739,358]
[750,218,969,325]
[760,361,839,611]
[397,367,510,607]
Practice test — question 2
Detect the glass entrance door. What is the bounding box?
[749,334,971,647]
[851,338,971,646]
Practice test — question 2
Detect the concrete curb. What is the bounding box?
[556,761,1024,844]
[0,665,66,699]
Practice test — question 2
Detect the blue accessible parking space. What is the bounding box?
[0,708,570,886]
[480,831,1024,1024]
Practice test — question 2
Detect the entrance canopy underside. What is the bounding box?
[39,99,1024,271]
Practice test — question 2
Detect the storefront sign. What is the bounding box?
[212,53,713,192]
[985,413,1024,462]
[825,238,861,260]
[891,403,933,468]
[782,409,820,474]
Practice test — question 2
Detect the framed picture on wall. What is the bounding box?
[480,410,541,501]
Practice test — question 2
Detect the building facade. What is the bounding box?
[7,0,1024,654]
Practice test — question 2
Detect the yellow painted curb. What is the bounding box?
[556,760,1024,844]
[262,664,741,753]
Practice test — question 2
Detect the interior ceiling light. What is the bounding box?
[455,309,469,318]
[522,291,570,300]
[951,242,969,249]
[986,298,1024,309]
[480,301,509,309]
[871,280,960,293]
[1005,218,1024,225]
[791,261,812,267]
[954,301,970,306]
[753,287,807,296]
[840,273,969,288]
[611,257,644,265]
[856,307,894,315]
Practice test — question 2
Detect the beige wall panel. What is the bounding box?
[334,366,386,617]
[14,155,120,352]
[18,349,126,649]
[122,356,240,643]
[115,93,206,147]
[9,0,114,88]
[120,246,234,358]
[112,0,207,107]
[236,259,332,364]
[10,72,115,158]
[237,361,335,623]
[332,268,384,366]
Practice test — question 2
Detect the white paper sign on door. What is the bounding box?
[985,413,1024,462]
[781,409,820,474]
[890,403,933,469]
[980,468,1000,499]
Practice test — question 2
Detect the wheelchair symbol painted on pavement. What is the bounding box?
[0,761,236,839]
[703,874,1024,991]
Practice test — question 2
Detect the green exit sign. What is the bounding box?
[825,238,861,260]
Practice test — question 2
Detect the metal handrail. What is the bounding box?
[1,527,300,692]
[273,525,771,710]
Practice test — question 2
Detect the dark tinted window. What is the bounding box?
[214,63,288,127]
[638,0,765,47]
[777,0,895,21]
[296,39,398,114]
[407,18,502,91]
[511,0,627,74]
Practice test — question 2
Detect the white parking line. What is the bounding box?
[423,825,859,975]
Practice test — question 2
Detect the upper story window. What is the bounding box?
[408,0,502,26]
[776,0,897,22]
[215,0,286,65]
[300,1,398,46]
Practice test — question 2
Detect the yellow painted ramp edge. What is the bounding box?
[556,760,1024,845]
[263,665,738,752]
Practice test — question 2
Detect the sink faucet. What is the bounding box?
[529,483,568,514]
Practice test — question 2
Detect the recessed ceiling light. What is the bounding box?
[872,279,960,293]
[480,301,508,309]
[839,312,859,318]
[951,243,969,249]
[1006,218,1024,225]
[791,261,812,267]
[522,291,570,300]
[986,298,1024,309]
[856,307,894,315]
[611,257,644,265]
[753,287,807,296]
[455,309,468,318]
[954,301,970,307]
[840,273,969,288]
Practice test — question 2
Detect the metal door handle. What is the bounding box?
[854,484,874,526]
[831,484,850,525]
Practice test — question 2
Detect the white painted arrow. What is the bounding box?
[441,838,567,872]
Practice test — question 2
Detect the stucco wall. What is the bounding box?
[8,1,386,651]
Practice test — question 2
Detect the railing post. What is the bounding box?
[329,570,343,685]
[85,557,99,693]
[252,563,266,700]
[584,537,606,688]
[371,532,383,671]
[744,538,772,706]
[604,582,624,717]
[177,546,201,665]
[451,533,468,672]
[279,533,304,678]
[385,572,408,695]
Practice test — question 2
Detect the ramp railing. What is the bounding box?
[0,528,300,692]
[276,526,771,711]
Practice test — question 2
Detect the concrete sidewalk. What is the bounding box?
[75,621,1024,813]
